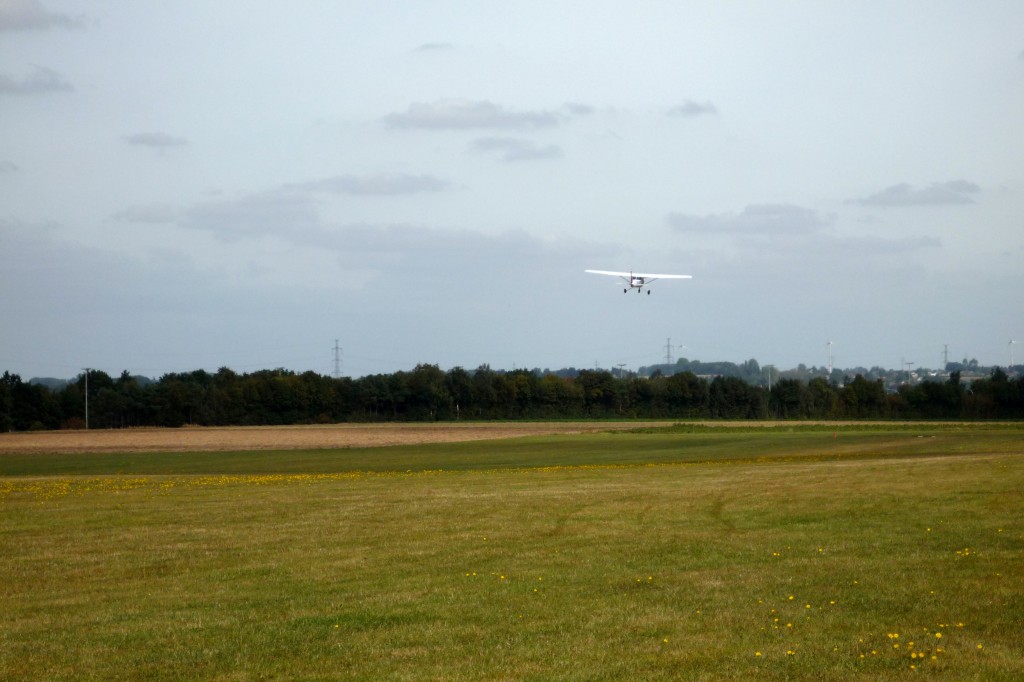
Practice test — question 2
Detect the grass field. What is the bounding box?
[2,423,1022,680]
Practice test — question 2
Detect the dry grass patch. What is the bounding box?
[0,421,665,454]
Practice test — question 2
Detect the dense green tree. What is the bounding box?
[663,371,708,417]
[577,370,617,416]
[444,367,474,419]
[709,376,759,418]
[1,372,18,431]
[769,378,808,419]
[839,375,887,418]
[407,364,450,420]
[965,368,1023,419]
[806,377,838,418]
[3,361,1023,430]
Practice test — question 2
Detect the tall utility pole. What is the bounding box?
[943,344,949,369]
[826,340,833,377]
[82,368,90,430]
[1011,340,1018,368]
[664,338,673,366]
[332,340,342,379]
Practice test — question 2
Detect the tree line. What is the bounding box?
[2,365,1022,432]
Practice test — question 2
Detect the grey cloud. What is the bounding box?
[112,204,180,224]
[286,172,450,195]
[298,224,601,287]
[831,234,941,258]
[414,42,454,52]
[471,137,562,162]
[124,132,188,149]
[155,189,585,280]
[852,180,981,206]
[668,100,718,117]
[0,0,82,31]
[125,171,450,238]
[564,102,596,116]
[0,65,72,95]
[182,191,321,239]
[382,99,561,130]
[667,204,832,235]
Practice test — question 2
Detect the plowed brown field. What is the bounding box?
[0,422,668,454]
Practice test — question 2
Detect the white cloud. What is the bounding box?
[0,0,82,31]
[382,99,562,130]
[0,65,72,95]
[470,137,562,162]
[852,180,981,207]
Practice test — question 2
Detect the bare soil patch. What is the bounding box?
[0,422,666,454]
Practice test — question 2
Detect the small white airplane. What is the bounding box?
[585,269,692,294]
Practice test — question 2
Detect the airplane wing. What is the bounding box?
[584,270,692,279]
[585,270,631,277]
[635,273,692,280]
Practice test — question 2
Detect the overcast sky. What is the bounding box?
[2,1,1023,379]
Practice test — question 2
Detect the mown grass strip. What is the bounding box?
[2,445,1022,680]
